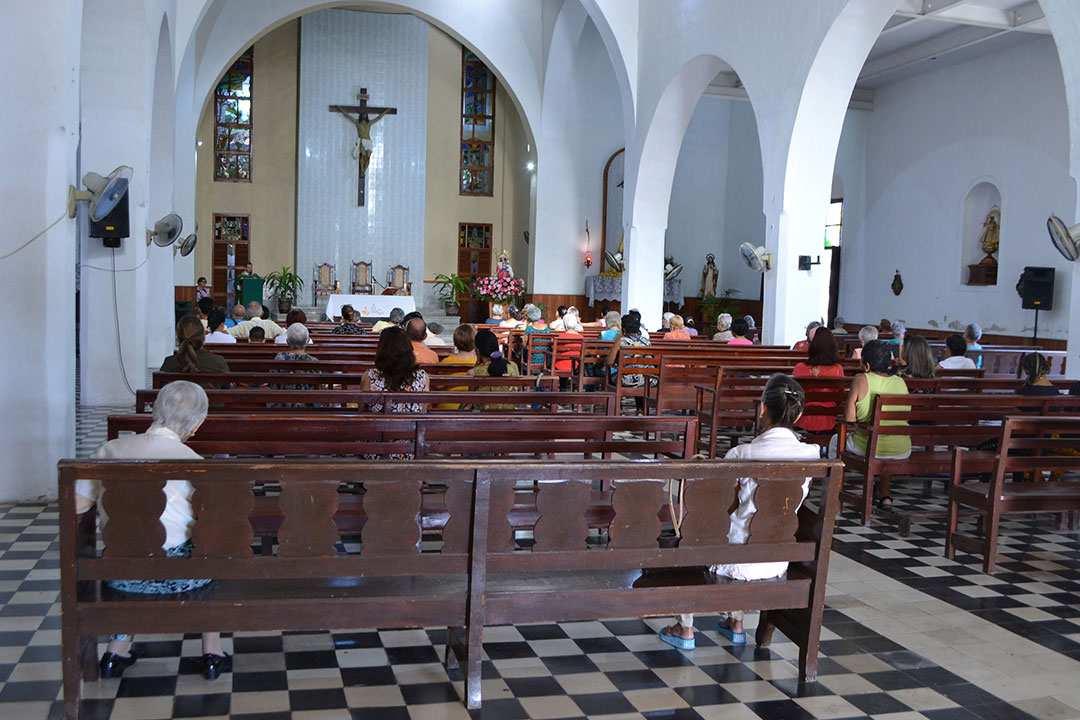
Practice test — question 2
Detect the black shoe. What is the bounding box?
[99,651,137,679]
[202,652,232,680]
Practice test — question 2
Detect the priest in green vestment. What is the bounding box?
[234,263,261,306]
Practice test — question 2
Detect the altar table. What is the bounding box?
[585,276,684,307]
[324,294,416,320]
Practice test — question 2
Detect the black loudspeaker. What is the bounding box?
[1020,266,1054,310]
[89,192,130,248]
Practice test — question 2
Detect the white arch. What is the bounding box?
[147,14,176,361]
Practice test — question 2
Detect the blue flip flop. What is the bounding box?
[658,627,695,651]
[715,620,746,645]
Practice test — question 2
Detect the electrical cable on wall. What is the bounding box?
[0,212,66,261]
[110,249,137,396]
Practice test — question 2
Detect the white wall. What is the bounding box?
[0,0,81,501]
[722,101,766,299]
[533,12,625,295]
[296,10,428,300]
[841,37,1074,339]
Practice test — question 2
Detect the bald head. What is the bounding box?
[405,317,427,343]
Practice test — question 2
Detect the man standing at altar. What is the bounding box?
[234,262,260,305]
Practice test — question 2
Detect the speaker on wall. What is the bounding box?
[89,192,130,248]
[1019,266,1055,310]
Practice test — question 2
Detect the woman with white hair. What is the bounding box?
[274,323,317,361]
[963,323,984,369]
[712,313,733,342]
[485,303,505,325]
[75,381,231,680]
[851,325,878,360]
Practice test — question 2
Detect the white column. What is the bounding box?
[622,223,665,330]
[79,0,152,405]
[0,0,81,500]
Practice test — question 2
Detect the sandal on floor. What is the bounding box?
[658,627,695,651]
[715,620,746,645]
[877,496,893,509]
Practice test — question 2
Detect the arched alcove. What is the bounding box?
[962,181,1001,286]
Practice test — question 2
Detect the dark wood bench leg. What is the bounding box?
[755,610,777,648]
[983,504,1002,575]
[80,636,98,681]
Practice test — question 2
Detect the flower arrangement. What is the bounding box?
[473,275,527,303]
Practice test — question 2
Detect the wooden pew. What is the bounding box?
[945,415,1080,573]
[59,457,844,717]
[134,389,617,415]
[154,371,558,391]
[106,414,699,460]
[838,394,1080,528]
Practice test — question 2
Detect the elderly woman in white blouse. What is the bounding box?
[75,381,231,681]
[712,313,734,342]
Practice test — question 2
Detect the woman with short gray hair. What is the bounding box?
[712,313,733,342]
[486,303,505,325]
[275,323,316,361]
[74,381,231,680]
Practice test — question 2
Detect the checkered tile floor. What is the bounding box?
[0,500,1057,720]
[830,481,1080,662]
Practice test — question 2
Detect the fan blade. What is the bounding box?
[1047,215,1080,261]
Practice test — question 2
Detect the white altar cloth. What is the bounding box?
[325,294,416,320]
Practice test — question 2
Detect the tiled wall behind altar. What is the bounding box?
[297,9,428,302]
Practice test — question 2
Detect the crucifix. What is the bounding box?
[329,88,398,206]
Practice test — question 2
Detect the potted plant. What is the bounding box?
[263,266,305,315]
[431,273,471,315]
[699,288,739,323]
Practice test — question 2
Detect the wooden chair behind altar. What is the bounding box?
[387,264,411,295]
[351,260,373,294]
[313,263,336,305]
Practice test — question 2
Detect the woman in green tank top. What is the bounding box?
[844,340,911,508]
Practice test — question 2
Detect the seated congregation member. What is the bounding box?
[851,325,877,360]
[629,308,649,334]
[792,320,822,352]
[273,324,317,362]
[76,381,231,680]
[425,322,448,346]
[360,326,429,413]
[228,300,286,340]
[840,339,911,508]
[196,297,215,331]
[604,313,654,415]
[659,374,821,650]
[832,316,847,332]
[1017,352,1059,395]
[372,307,405,333]
[469,328,519,409]
[937,334,976,371]
[161,316,230,375]
[660,312,674,331]
[523,304,551,367]
[793,327,844,434]
[712,313,733,343]
[247,326,266,343]
[549,305,570,331]
[204,308,236,344]
[561,306,584,332]
[224,302,247,328]
[275,309,311,344]
[684,317,698,336]
[331,304,366,335]
[500,304,525,329]
[727,317,753,345]
[963,322,984,369]
[553,313,584,377]
[663,315,691,340]
[887,320,906,360]
[195,276,210,300]
[600,310,622,341]
[486,303,505,325]
[899,333,936,381]
[438,324,477,408]
[406,317,439,364]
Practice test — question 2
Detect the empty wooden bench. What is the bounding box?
[945,415,1080,573]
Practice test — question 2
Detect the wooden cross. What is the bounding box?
[329,88,398,206]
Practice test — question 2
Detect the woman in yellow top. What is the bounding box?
[436,324,478,409]
[842,339,911,508]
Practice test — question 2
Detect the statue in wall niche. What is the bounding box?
[978,207,1001,264]
[700,254,718,298]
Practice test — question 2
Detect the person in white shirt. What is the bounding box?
[658,374,821,651]
[937,334,977,371]
[229,300,286,340]
[74,381,232,680]
[424,322,448,346]
[204,308,236,344]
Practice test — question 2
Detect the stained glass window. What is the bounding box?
[461,50,495,196]
[824,200,842,248]
[214,48,253,182]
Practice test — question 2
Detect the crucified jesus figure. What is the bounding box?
[336,107,391,178]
